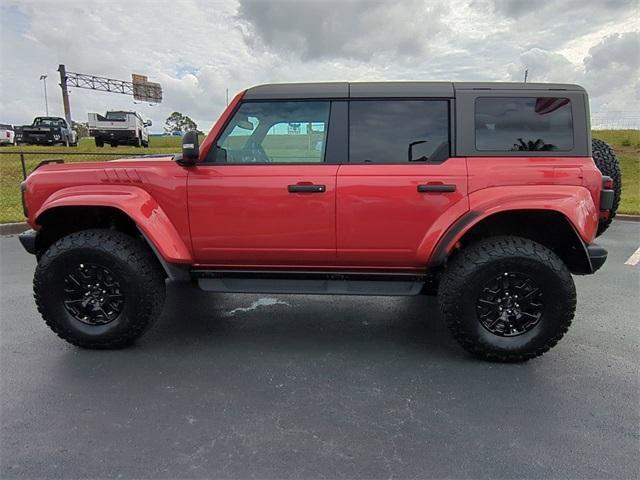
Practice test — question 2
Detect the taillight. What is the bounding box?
[602,176,614,190]
[5,131,9,138]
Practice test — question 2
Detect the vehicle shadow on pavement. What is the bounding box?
[140,281,465,361]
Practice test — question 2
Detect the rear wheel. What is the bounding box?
[438,236,576,362]
[34,229,165,349]
[592,138,622,236]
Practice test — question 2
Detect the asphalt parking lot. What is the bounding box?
[1,221,638,479]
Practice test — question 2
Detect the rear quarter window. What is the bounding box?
[475,97,573,152]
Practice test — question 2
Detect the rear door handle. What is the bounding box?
[417,184,456,193]
[288,184,326,193]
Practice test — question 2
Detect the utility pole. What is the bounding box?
[58,64,72,125]
[39,75,49,116]
[524,69,529,83]
[226,88,229,106]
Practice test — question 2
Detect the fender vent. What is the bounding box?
[101,168,143,184]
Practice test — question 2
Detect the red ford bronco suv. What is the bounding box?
[19,82,620,361]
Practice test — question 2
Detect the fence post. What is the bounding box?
[20,153,27,180]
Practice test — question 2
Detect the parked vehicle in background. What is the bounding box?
[15,117,77,146]
[0,124,15,145]
[88,111,151,148]
[18,81,620,362]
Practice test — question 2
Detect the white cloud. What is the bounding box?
[0,0,638,132]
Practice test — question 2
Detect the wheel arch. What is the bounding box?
[431,209,594,275]
[33,186,193,271]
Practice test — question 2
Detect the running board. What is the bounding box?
[192,270,428,296]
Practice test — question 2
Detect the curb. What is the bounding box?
[616,214,640,222]
[0,222,30,235]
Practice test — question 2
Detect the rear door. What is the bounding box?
[336,99,468,268]
[188,100,341,267]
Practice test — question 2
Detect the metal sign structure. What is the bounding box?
[57,64,163,125]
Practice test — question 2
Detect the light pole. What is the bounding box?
[40,75,49,116]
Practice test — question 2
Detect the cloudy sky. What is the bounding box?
[1,0,638,132]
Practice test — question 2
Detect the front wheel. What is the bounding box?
[438,236,576,362]
[34,229,166,349]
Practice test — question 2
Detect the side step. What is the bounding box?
[192,270,428,296]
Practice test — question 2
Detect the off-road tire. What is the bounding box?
[34,229,165,349]
[592,138,622,236]
[95,138,104,148]
[438,236,576,362]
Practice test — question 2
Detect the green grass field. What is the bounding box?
[592,130,640,214]
[1,131,638,223]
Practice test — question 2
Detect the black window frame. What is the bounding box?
[455,89,590,157]
[347,98,453,165]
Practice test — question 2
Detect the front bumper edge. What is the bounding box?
[587,244,607,272]
[18,229,37,255]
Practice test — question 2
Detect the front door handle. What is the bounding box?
[417,184,456,193]
[288,184,326,193]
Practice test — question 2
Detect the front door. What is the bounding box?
[336,99,468,268]
[189,100,338,267]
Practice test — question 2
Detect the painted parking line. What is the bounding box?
[624,246,640,266]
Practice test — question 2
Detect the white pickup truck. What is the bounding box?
[88,111,151,147]
[0,124,15,145]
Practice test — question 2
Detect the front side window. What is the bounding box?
[349,100,449,163]
[475,97,573,152]
[213,101,330,163]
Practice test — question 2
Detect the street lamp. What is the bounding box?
[40,75,49,116]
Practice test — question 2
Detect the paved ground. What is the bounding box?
[1,221,638,479]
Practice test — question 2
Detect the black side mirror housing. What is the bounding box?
[181,131,199,164]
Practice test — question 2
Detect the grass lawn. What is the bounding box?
[592,130,640,214]
[1,131,638,223]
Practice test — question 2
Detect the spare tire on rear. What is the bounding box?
[592,138,622,236]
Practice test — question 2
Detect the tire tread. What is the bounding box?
[34,229,165,349]
[438,236,576,362]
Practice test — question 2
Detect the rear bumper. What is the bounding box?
[18,229,37,255]
[91,130,137,141]
[586,243,607,272]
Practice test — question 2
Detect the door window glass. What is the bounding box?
[213,101,330,163]
[475,97,573,151]
[349,100,449,163]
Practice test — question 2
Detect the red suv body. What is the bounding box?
[18,82,614,360]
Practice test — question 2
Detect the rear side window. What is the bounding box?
[349,100,449,163]
[475,97,573,152]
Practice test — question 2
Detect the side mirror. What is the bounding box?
[144,120,152,127]
[181,131,200,163]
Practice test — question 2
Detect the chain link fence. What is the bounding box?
[0,151,154,224]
